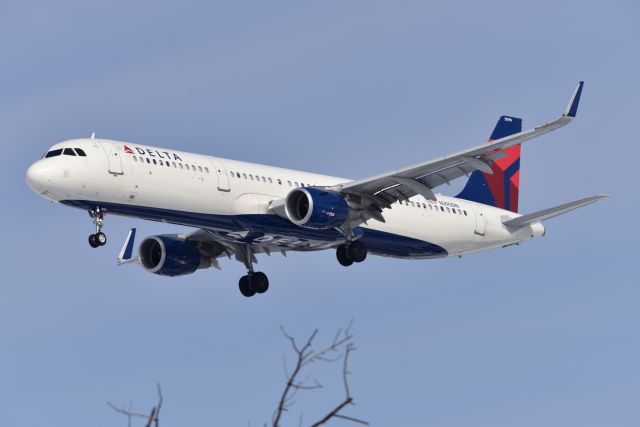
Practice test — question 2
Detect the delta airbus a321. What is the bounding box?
[26,82,606,297]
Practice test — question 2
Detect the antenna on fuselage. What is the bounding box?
[90,132,95,139]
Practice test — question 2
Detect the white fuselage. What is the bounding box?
[26,138,544,258]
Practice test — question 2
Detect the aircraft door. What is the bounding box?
[99,141,124,175]
[210,158,230,192]
[471,204,486,236]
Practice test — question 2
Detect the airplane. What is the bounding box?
[26,81,606,297]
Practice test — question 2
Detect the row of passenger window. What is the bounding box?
[398,199,468,216]
[132,155,210,174]
[44,147,87,158]
[229,171,314,188]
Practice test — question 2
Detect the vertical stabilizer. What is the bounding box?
[456,116,522,212]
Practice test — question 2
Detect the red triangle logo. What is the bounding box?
[123,145,133,154]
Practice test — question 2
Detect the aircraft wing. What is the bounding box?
[329,82,584,221]
[116,227,293,270]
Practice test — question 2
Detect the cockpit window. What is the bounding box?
[75,148,87,156]
[45,149,63,158]
[63,148,76,156]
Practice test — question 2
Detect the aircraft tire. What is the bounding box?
[251,272,269,294]
[88,234,100,248]
[347,240,367,263]
[336,245,354,267]
[239,275,256,297]
[96,232,107,246]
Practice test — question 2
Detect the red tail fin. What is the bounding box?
[456,116,522,212]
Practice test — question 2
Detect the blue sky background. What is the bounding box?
[1,1,638,426]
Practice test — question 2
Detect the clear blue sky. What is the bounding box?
[1,1,638,426]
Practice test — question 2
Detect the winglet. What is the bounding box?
[563,81,584,118]
[116,228,138,265]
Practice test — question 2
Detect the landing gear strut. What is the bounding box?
[336,240,367,266]
[238,245,269,297]
[88,207,107,248]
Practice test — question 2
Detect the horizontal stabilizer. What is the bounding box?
[503,195,608,228]
[116,228,139,265]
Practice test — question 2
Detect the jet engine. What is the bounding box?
[139,235,208,277]
[284,187,349,230]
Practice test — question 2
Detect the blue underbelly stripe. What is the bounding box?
[61,200,448,258]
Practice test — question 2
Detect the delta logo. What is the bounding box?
[123,145,183,161]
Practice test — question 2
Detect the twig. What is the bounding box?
[108,384,163,427]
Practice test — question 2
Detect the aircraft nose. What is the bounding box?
[26,161,50,193]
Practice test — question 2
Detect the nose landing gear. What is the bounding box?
[88,207,107,248]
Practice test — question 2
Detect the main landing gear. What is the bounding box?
[336,240,367,266]
[238,272,269,297]
[238,245,269,297]
[88,206,107,248]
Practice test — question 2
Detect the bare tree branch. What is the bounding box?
[108,384,163,427]
[310,344,368,427]
[272,322,366,427]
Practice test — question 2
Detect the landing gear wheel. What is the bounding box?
[96,232,107,246]
[347,240,367,263]
[239,276,256,297]
[251,272,269,294]
[336,245,354,267]
[88,234,100,248]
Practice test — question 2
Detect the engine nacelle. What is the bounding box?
[284,187,349,230]
[139,235,206,277]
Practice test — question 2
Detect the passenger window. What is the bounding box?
[261,176,266,182]
[295,182,299,187]
[288,181,292,186]
[464,210,468,216]
[166,162,170,167]
[133,156,137,162]
[205,167,209,173]
[146,158,151,164]
[428,205,433,210]
[249,175,254,180]
[268,177,272,183]
[242,173,247,179]
[75,148,87,156]
[179,163,183,169]
[278,179,282,185]
[191,165,196,171]
[159,160,164,166]
[153,159,157,165]
[198,166,203,172]
[172,162,176,168]
[440,206,444,212]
